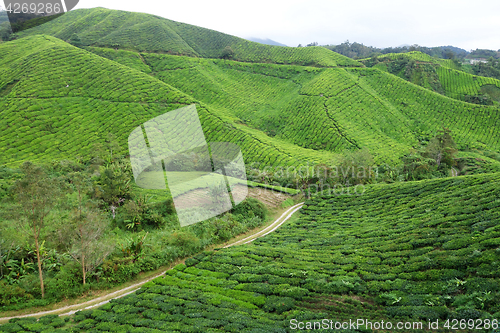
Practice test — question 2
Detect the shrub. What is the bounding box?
[232,198,267,220]
[263,296,295,314]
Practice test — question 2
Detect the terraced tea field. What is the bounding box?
[0,35,339,167]
[17,8,361,68]
[362,51,500,104]
[3,172,498,332]
[145,53,500,161]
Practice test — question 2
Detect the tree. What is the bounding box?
[423,127,457,167]
[220,46,234,59]
[92,161,132,217]
[59,172,112,285]
[13,162,61,298]
[444,49,455,59]
[68,33,82,48]
[62,207,112,285]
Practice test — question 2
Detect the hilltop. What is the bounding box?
[16,7,361,68]
[361,51,500,105]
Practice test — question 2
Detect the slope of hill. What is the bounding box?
[140,52,500,158]
[361,51,500,105]
[3,172,498,332]
[2,35,500,167]
[0,35,341,167]
[16,7,361,68]
[363,51,462,70]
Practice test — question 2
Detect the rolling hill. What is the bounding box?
[16,7,361,68]
[1,6,500,333]
[361,51,500,105]
[89,48,500,160]
[2,34,500,167]
[0,35,343,167]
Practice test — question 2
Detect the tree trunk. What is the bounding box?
[82,253,86,285]
[34,235,44,298]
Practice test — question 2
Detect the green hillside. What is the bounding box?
[82,47,500,162]
[0,35,341,167]
[363,51,462,70]
[2,36,500,167]
[141,53,500,159]
[362,51,500,105]
[3,172,498,332]
[17,7,361,68]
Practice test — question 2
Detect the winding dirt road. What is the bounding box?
[0,202,304,322]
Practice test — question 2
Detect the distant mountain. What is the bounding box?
[247,37,287,47]
[324,41,469,60]
[438,45,468,57]
[467,49,500,59]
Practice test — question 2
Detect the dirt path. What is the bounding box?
[0,202,304,322]
[223,202,304,248]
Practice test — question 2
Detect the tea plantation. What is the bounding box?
[0,35,338,167]
[361,51,500,105]
[16,8,361,68]
[4,22,500,167]
[1,7,500,333]
[2,172,499,332]
[143,53,500,162]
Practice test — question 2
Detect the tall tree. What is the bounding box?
[14,162,61,298]
[424,127,457,167]
[60,172,113,285]
[63,207,112,285]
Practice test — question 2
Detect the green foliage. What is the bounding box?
[91,161,132,208]
[231,197,267,220]
[362,51,500,105]
[472,57,500,80]
[220,46,234,59]
[68,33,82,48]
[2,168,499,329]
[13,162,63,298]
[115,195,167,231]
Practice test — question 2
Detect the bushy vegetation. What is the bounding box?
[3,172,499,332]
[362,51,500,105]
[325,40,469,60]
[0,139,271,312]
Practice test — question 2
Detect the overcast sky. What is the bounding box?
[69,0,496,51]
